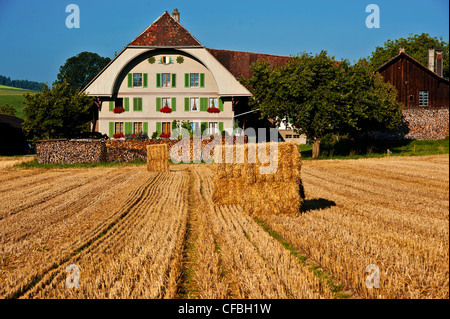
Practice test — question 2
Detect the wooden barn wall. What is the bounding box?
[379,57,449,108]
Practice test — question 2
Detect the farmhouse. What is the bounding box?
[377,48,449,139]
[81,9,294,140]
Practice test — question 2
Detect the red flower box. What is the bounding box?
[160,106,172,113]
[113,132,124,139]
[113,106,125,114]
[207,107,220,113]
[159,132,171,138]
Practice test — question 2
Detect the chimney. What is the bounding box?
[428,48,435,72]
[435,49,443,77]
[172,8,180,22]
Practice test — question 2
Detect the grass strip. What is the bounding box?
[254,218,351,299]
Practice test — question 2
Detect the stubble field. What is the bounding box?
[0,155,448,299]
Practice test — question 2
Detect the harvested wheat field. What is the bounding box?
[0,154,448,299]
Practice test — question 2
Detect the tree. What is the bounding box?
[22,80,94,142]
[243,51,403,158]
[56,51,111,91]
[368,33,449,78]
[0,104,16,116]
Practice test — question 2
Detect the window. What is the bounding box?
[209,122,218,135]
[133,122,143,134]
[190,121,201,134]
[162,122,171,135]
[419,90,429,106]
[293,135,300,138]
[115,122,124,134]
[209,98,218,108]
[162,73,171,87]
[162,97,171,109]
[133,73,143,87]
[190,73,199,87]
[286,135,292,139]
[190,97,199,112]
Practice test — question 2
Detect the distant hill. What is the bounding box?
[0,75,45,91]
[0,85,40,119]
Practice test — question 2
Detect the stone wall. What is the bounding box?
[403,107,449,140]
[36,139,107,164]
[361,107,449,140]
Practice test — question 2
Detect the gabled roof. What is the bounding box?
[377,51,449,84]
[128,11,203,47]
[206,48,290,79]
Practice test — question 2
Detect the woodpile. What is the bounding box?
[146,144,169,172]
[212,142,304,217]
[36,139,106,164]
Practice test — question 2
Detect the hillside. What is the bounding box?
[0,85,39,119]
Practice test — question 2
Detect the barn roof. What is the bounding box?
[0,114,23,129]
[376,51,449,84]
[128,11,203,47]
[206,48,291,79]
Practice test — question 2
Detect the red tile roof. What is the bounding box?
[128,12,202,47]
[207,48,290,79]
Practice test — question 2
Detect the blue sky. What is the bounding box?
[0,0,448,84]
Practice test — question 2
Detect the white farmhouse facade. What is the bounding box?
[82,10,252,138]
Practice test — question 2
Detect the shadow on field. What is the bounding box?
[302,198,336,213]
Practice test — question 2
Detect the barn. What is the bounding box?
[377,48,449,139]
[0,114,27,155]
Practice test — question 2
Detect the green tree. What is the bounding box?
[368,33,449,78]
[243,51,403,158]
[56,51,111,91]
[0,104,16,116]
[22,80,93,142]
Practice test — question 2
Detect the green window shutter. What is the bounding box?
[127,73,132,88]
[143,122,148,134]
[172,73,176,88]
[109,101,114,111]
[219,98,224,111]
[133,98,136,111]
[184,73,189,88]
[143,73,148,88]
[156,122,162,134]
[109,122,114,137]
[200,73,205,88]
[200,98,208,111]
[125,122,132,135]
[156,98,162,111]
[171,97,176,112]
[184,97,190,111]
[156,73,161,88]
[219,122,224,133]
[124,98,129,111]
[138,98,143,111]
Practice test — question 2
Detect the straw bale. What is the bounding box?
[212,141,304,216]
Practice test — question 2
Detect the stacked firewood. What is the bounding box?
[36,139,106,164]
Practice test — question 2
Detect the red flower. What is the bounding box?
[113,107,125,114]
[159,132,171,138]
[113,132,124,139]
[207,107,220,113]
[160,106,172,113]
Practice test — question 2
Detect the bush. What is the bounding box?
[125,132,149,141]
